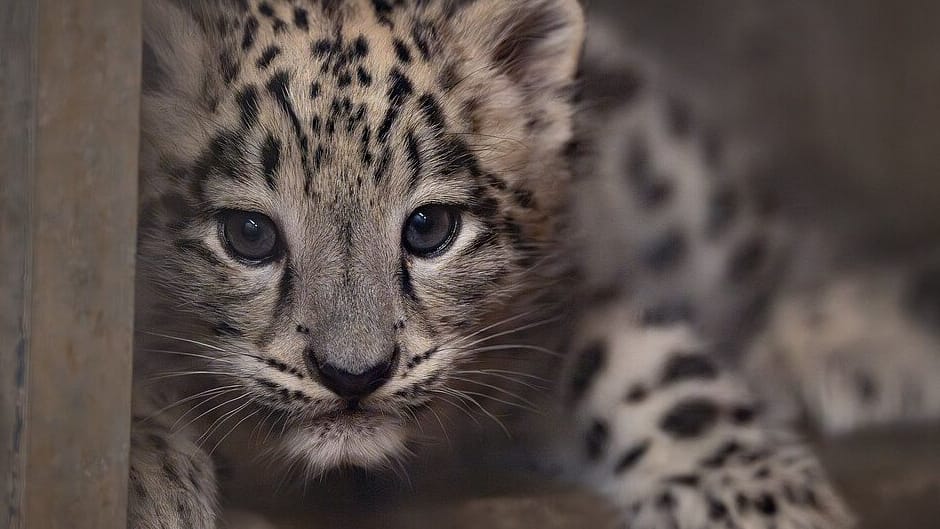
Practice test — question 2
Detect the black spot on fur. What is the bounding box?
[708,497,729,520]
[643,228,687,272]
[701,441,743,468]
[641,300,695,326]
[219,50,239,84]
[854,371,879,404]
[707,185,739,237]
[636,178,674,209]
[377,69,414,142]
[242,17,259,51]
[267,70,313,194]
[736,493,751,513]
[727,235,768,283]
[293,7,309,30]
[236,85,259,128]
[393,38,412,63]
[656,491,676,510]
[660,353,718,386]
[400,257,418,301]
[624,385,648,404]
[275,262,294,318]
[570,342,606,401]
[161,459,181,485]
[755,494,778,516]
[660,398,720,439]
[666,474,701,487]
[411,24,432,60]
[585,419,609,461]
[260,134,281,190]
[418,94,446,130]
[256,45,280,69]
[614,440,650,474]
[312,38,332,57]
[357,66,373,86]
[405,131,422,190]
[730,404,758,425]
[371,0,394,24]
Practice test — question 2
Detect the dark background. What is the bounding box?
[592,0,940,257]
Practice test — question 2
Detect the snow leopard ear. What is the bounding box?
[143,0,208,97]
[452,0,585,89]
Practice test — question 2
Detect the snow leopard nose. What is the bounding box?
[306,347,399,400]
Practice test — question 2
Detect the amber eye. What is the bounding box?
[402,205,461,257]
[220,210,280,263]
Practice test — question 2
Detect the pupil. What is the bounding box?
[242,218,262,241]
[413,211,433,234]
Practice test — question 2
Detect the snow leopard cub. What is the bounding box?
[132,1,852,528]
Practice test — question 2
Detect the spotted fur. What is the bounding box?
[558,302,852,529]
[136,0,583,525]
[133,1,866,528]
[745,257,940,434]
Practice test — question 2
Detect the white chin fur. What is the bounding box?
[279,414,408,473]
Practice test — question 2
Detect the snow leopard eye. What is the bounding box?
[402,204,461,258]
[219,210,280,264]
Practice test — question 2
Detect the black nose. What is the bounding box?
[307,350,398,400]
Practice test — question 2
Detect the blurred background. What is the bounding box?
[591,0,940,257]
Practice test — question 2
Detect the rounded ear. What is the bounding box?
[451,0,585,89]
[142,0,208,96]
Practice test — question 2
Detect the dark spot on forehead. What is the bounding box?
[236,85,259,128]
[293,7,309,30]
[313,38,332,57]
[353,36,370,57]
[242,17,259,51]
[260,134,281,190]
[256,45,280,70]
[219,50,239,84]
[393,38,412,63]
[357,66,373,86]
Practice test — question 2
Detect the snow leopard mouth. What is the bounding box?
[281,406,410,469]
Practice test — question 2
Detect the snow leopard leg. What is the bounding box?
[128,413,218,529]
[559,300,853,529]
[745,261,940,435]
